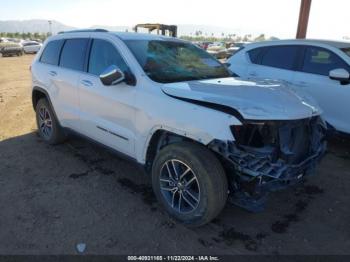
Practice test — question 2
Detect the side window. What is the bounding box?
[59,39,89,71]
[88,39,128,76]
[248,47,265,64]
[260,46,298,70]
[301,46,349,76]
[40,40,64,65]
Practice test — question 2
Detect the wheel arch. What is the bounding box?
[32,86,60,124]
[144,128,207,173]
[32,87,51,109]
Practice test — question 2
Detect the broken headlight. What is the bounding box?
[231,121,279,148]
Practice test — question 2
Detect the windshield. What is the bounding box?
[125,40,232,83]
[341,47,350,58]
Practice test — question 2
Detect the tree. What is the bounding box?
[254,34,266,42]
[34,32,40,39]
[242,35,249,42]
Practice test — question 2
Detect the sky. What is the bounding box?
[1,0,349,40]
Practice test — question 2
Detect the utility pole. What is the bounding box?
[296,0,312,39]
[48,20,53,36]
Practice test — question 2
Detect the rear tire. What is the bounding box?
[35,98,66,144]
[152,142,228,227]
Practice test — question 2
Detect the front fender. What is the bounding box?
[138,111,240,164]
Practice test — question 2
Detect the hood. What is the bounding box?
[161,77,321,121]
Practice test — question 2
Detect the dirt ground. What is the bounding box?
[0,55,349,255]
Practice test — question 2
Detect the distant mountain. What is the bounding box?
[0,19,75,34]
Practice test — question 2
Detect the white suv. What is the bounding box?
[31,30,327,226]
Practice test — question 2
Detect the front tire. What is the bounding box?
[152,142,228,227]
[35,98,66,144]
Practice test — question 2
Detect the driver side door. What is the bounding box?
[293,46,350,133]
[78,38,136,157]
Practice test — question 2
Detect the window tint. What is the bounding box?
[260,46,298,70]
[248,47,265,64]
[302,46,349,76]
[88,39,128,76]
[40,40,64,65]
[59,39,89,71]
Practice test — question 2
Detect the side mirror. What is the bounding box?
[329,68,350,84]
[99,65,125,86]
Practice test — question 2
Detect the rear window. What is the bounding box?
[59,39,89,71]
[40,40,64,65]
[248,47,265,64]
[260,46,298,70]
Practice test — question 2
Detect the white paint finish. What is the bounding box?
[329,68,350,80]
[293,71,349,133]
[52,67,81,130]
[132,82,239,163]
[161,78,319,120]
[31,61,80,130]
[228,39,350,133]
[23,43,42,54]
[78,72,137,156]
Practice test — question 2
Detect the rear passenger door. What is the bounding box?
[36,38,83,130]
[246,45,299,84]
[55,38,90,129]
[78,38,136,156]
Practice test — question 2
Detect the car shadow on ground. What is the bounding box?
[0,132,349,254]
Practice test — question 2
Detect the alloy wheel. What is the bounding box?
[159,159,200,213]
[38,106,53,139]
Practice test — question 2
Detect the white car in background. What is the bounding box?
[23,41,42,54]
[228,39,350,134]
[226,42,251,57]
[206,42,227,59]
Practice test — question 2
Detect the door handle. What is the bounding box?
[81,80,93,87]
[49,71,57,76]
[249,72,257,77]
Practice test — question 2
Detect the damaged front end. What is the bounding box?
[209,116,327,212]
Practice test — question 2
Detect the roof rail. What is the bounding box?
[58,29,109,34]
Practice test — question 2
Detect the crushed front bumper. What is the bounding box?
[209,116,327,212]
